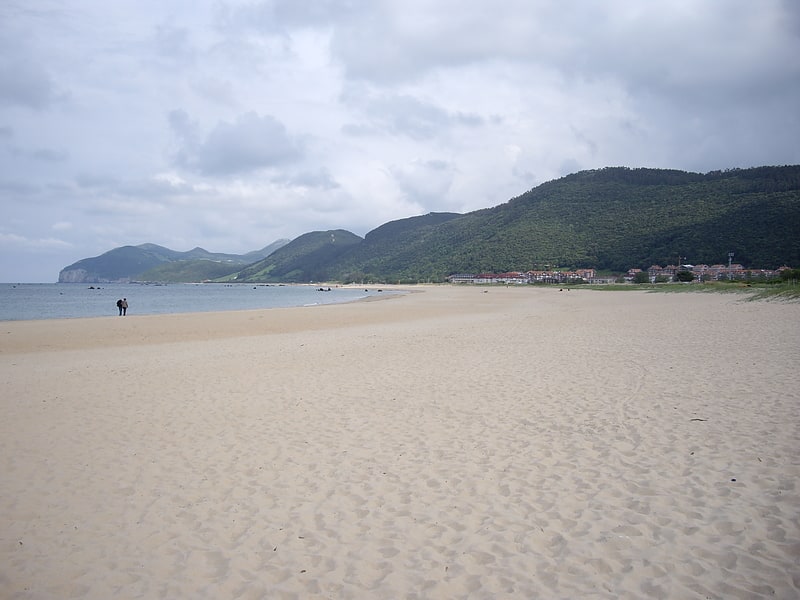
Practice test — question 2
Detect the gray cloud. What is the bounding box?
[343,89,484,140]
[286,168,340,190]
[191,78,237,107]
[214,0,366,34]
[169,111,305,176]
[154,24,196,66]
[390,159,458,210]
[0,0,798,281]
[0,57,61,110]
[0,7,68,111]
[32,148,68,162]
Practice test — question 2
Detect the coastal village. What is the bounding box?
[447,263,789,285]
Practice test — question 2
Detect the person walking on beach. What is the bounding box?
[116,298,123,316]
[121,298,128,316]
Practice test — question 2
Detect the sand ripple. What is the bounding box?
[2,287,798,598]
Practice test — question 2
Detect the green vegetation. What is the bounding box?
[745,283,800,302]
[60,165,800,284]
[779,268,800,282]
[226,165,800,284]
[232,230,362,283]
[137,260,242,282]
[412,165,800,277]
[582,280,800,302]
[59,240,289,283]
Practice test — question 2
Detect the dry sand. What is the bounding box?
[1,285,798,599]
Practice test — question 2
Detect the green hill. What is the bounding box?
[328,212,463,283]
[230,230,363,283]
[312,165,798,282]
[59,166,800,284]
[58,240,289,283]
[135,240,290,282]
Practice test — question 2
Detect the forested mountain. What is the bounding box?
[359,165,799,280]
[59,166,800,284]
[58,240,289,283]
[228,214,462,283]
[226,166,799,284]
[228,230,363,283]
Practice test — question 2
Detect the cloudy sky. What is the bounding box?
[1,0,799,281]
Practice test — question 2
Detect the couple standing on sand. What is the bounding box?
[116,298,128,316]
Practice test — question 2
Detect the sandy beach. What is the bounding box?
[1,285,798,599]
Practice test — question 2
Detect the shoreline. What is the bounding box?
[2,285,799,598]
[0,287,411,354]
[0,282,401,324]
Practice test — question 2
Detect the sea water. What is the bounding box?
[0,283,391,321]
